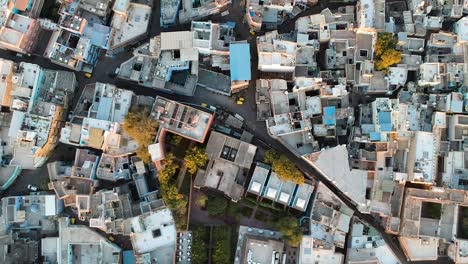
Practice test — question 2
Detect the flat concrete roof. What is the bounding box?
[247,163,270,195]
[264,172,282,200]
[194,131,257,201]
[234,226,284,264]
[160,31,193,50]
[152,96,213,142]
[55,218,121,264]
[130,208,176,255]
[292,183,314,211]
[400,237,438,261]
[304,145,367,207]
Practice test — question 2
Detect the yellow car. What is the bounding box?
[236,100,244,105]
[239,97,245,102]
[70,218,76,224]
[249,30,256,36]
[201,102,208,107]
[84,73,92,78]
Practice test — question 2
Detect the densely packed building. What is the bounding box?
[5,0,468,263]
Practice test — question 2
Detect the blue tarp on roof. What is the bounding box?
[123,251,136,264]
[225,21,236,28]
[378,111,392,132]
[323,106,336,125]
[370,132,381,141]
[96,97,112,121]
[229,43,251,81]
[378,111,391,124]
[380,123,392,132]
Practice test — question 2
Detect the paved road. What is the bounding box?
[0,1,409,263]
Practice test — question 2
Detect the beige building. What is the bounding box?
[0,9,41,54]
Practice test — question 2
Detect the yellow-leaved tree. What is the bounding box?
[122,107,158,163]
[374,32,401,72]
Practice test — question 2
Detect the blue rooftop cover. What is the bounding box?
[225,21,236,28]
[323,106,336,125]
[370,132,381,141]
[378,111,391,124]
[229,43,251,81]
[380,123,392,132]
[96,97,112,121]
[378,111,392,131]
[123,251,136,264]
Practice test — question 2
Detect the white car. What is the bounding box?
[27,184,38,191]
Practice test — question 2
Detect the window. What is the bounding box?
[152,229,161,238]
[459,179,468,186]
[359,49,368,57]
[423,151,429,159]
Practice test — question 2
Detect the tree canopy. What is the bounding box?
[122,108,159,163]
[212,227,231,264]
[375,32,398,57]
[192,226,209,264]
[169,134,184,146]
[274,217,303,247]
[375,49,401,71]
[375,32,401,71]
[157,154,187,229]
[207,196,228,216]
[184,146,209,175]
[195,193,208,208]
[264,150,304,184]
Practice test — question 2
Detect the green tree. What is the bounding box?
[212,227,231,264]
[122,108,159,163]
[136,145,152,164]
[274,217,303,247]
[157,154,188,230]
[264,150,304,184]
[158,154,179,185]
[264,149,280,164]
[207,196,228,216]
[226,202,242,222]
[192,226,209,264]
[184,146,209,175]
[169,135,184,146]
[374,32,401,71]
[212,240,230,264]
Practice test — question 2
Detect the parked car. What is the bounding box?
[27,184,38,191]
